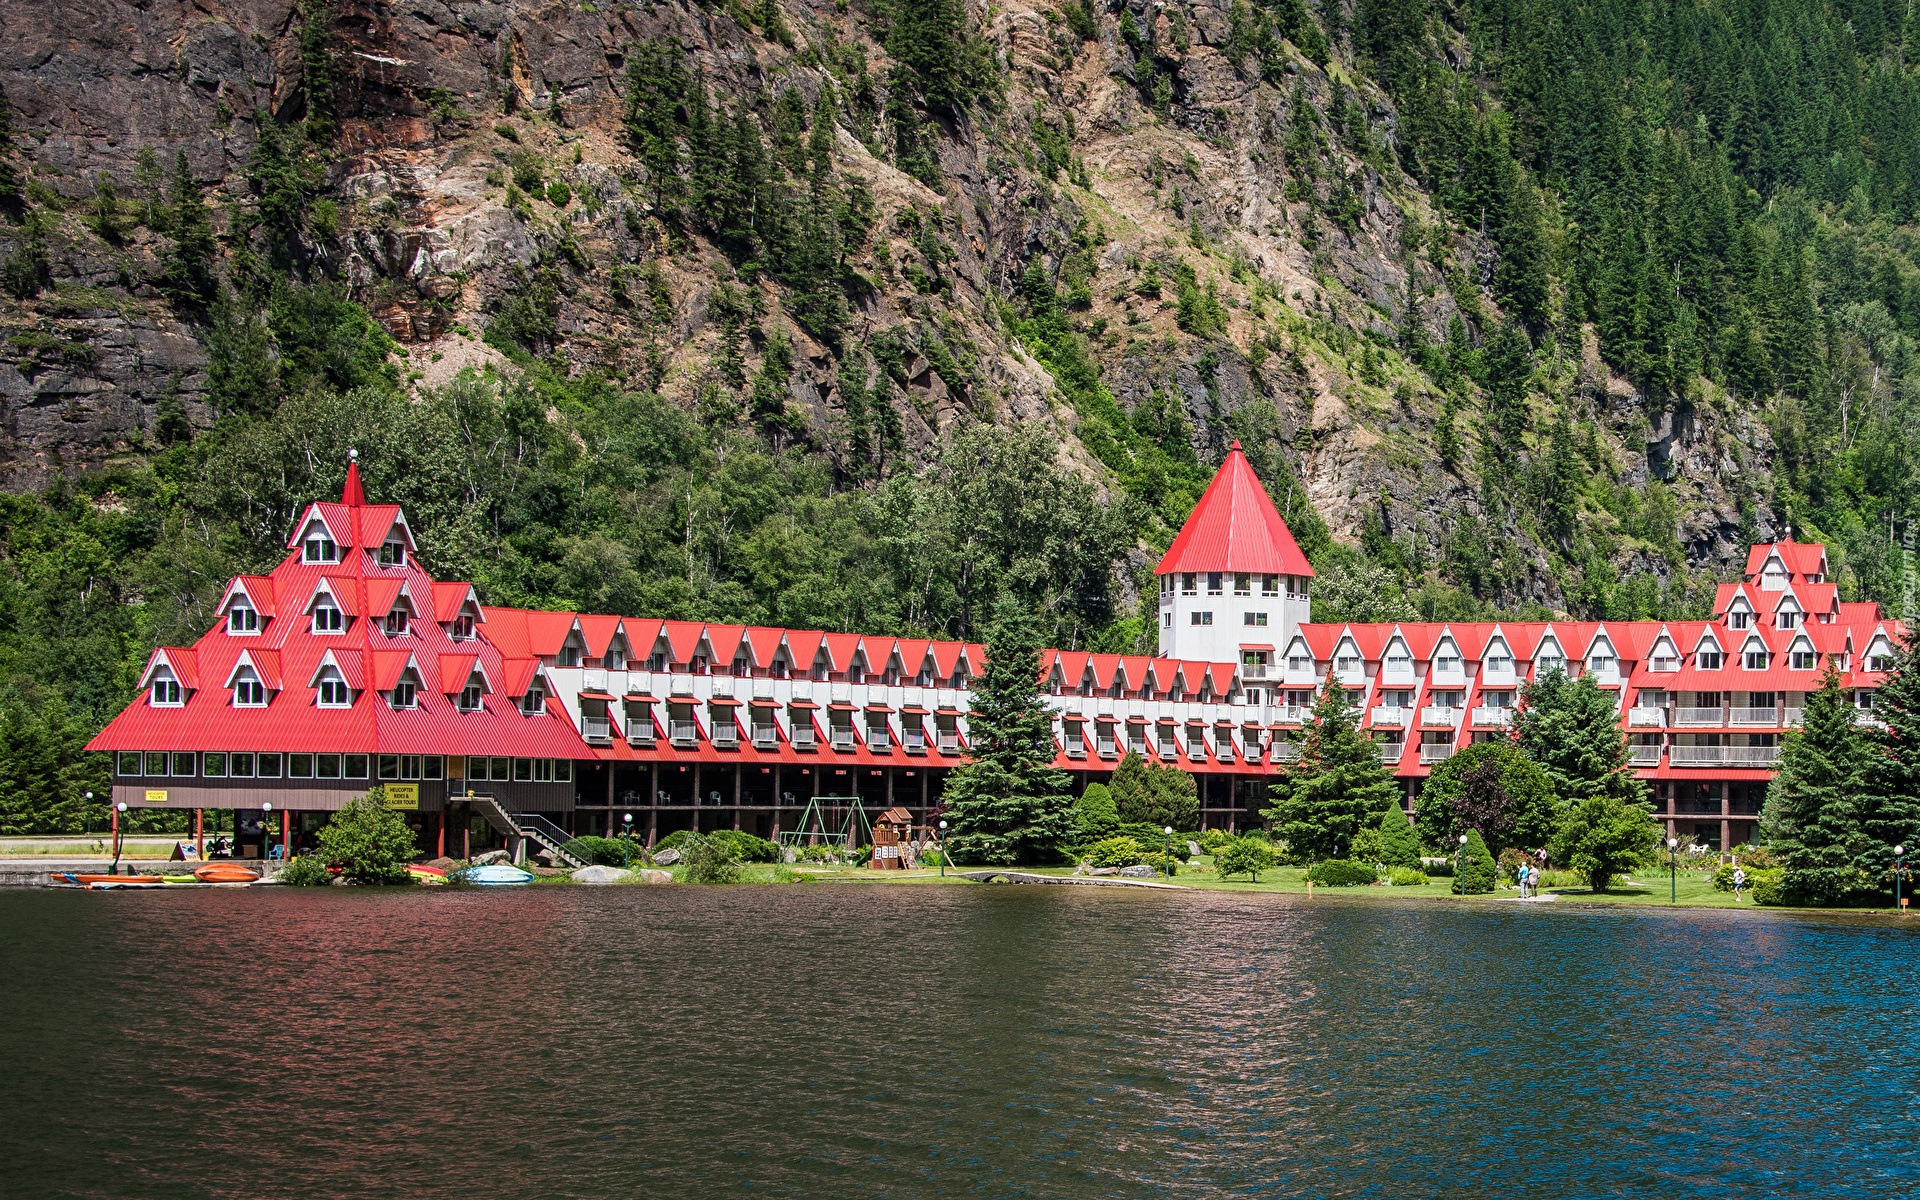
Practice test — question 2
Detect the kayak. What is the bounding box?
[466,864,533,886]
[86,879,165,889]
[194,864,261,884]
[161,875,198,884]
[58,873,158,885]
[406,864,447,878]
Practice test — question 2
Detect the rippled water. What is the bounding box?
[3,884,1917,1198]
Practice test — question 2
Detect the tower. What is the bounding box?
[1154,441,1315,666]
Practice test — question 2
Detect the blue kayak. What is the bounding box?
[467,864,534,886]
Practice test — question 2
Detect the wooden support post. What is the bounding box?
[436,810,445,860]
[693,763,703,834]
[282,812,291,860]
[195,808,204,860]
[733,763,742,831]
[648,761,659,845]
[770,765,782,842]
[606,763,615,835]
[462,812,470,861]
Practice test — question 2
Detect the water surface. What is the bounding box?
[2,885,1914,1198]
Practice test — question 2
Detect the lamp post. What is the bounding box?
[261,802,273,868]
[937,820,948,878]
[1455,833,1468,895]
[1897,844,1907,913]
[1164,826,1175,877]
[110,800,127,875]
[1668,837,1678,905]
[622,812,634,869]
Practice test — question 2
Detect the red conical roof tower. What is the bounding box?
[1155,441,1314,577]
[341,449,365,506]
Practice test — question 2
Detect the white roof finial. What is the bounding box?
[348,448,359,461]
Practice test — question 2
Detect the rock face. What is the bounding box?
[630,868,672,884]
[0,0,1768,599]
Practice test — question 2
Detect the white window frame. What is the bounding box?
[317,672,351,707]
[459,684,483,712]
[312,603,343,633]
[303,534,338,564]
[379,541,407,567]
[151,677,182,706]
[227,605,258,634]
[391,681,417,709]
[233,670,266,707]
[383,608,409,637]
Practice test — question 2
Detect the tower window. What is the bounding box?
[312,603,343,633]
[1181,573,1197,596]
[1207,572,1223,595]
[1243,612,1269,626]
[1190,611,1214,626]
[303,536,338,563]
[227,606,258,633]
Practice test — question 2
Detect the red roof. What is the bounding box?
[744,627,785,669]
[1154,442,1314,577]
[576,614,623,659]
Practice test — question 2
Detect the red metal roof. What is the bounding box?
[576,614,623,659]
[744,627,786,669]
[1154,442,1314,577]
[822,634,861,672]
[705,624,747,665]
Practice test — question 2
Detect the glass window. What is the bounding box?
[235,679,266,706]
[383,609,409,636]
[1234,573,1251,595]
[513,757,533,782]
[303,536,337,563]
[203,752,227,777]
[1207,572,1223,594]
[491,756,510,782]
[1243,612,1268,626]
[231,753,255,778]
[118,751,142,776]
[227,606,258,633]
[312,605,343,633]
[288,754,313,778]
[520,689,546,715]
[533,758,554,782]
[1181,572,1197,595]
[344,754,368,779]
[379,542,406,566]
[1262,574,1279,595]
[319,678,350,706]
[151,679,181,705]
[459,685,483,712]
[171,752,195,777]
[450,615,474,639]
[554,759,571,782]
[317,754,341,779]
[424,755,444,780]
[391,682,416,709]
[378,754,400,780]
[257,753,281,778]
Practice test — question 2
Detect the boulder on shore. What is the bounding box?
[471,850,511,866]
[570,864,629,884]
[1118,864,1160,878]
[651,847,681,866]
[630,868,673,884]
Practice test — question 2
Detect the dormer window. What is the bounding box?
[312,602,343,633]
[379,541,406,567]
[449,615,474,640]
[459,684,483,712]
[1744,648,1770,670]
[303,535,338,563]
[1436,645,1461,672]
[391,681,417,709]
[1777,609,1799,629]
[1729,609,1751,629]
[1589,653,1616,673]
[383,608,409,637]
[150,676,182,706]
[1790,649,1815,670]
[227,605,258,634]
[559,645,581,667]
[520,687,546,715]
[1486,644,1513,672]
[1698,649,1724,670]
[233,668,266,707]
[317,670,351,707]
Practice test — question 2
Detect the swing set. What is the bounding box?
[775,794,874,851]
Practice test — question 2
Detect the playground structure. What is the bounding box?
[774,795,873,856]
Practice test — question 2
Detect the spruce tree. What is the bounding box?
[156,152,218,306]
[1859,632,1920,888]
[1262,676,1399,861]
[1515,668,1649,806]
[1074,783,1120,840]
[1373,800,1422,868]
[1456,827,1497,894]
[1764,667,1871,902]
[941,595,1076,864]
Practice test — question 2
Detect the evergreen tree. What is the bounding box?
[1455,827,1496,894]
[1074,782,1120,840]
[1763,667,1871,902]
[1859,632,1920,888]
[1515,668,1649,806]
[941,595,1076,864]
[0,87,18,212]
[1109,749,1198,830]
[156,152,218,307]
[1373,799,1422,867]
[1415,740,1558,852]
[1262,676,1399,860]
[626,41,689,213]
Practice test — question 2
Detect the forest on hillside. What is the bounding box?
[4,0,1920,832]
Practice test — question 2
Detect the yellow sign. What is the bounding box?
[144,789,168,804]
[385,784,420,810]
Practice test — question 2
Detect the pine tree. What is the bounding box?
[1262,676,1399,860]
[0,87,19,211]
[941,595,1077,864]
[1456,827,1497,894]
[1074,783,1121,840]
[1764,667,1871,902]
[626,41,689,213]
[1374,800,1422,867]
[1515,668,1649,806]
[1859,632,1920,889]
[156,152,218,306]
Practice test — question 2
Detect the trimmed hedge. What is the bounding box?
[1307,858,1378,886]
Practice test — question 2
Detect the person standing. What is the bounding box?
[1733,865,1746,902]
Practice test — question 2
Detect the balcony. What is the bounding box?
[867,728,892,752]
[791,727,818,750]
[1064,735,1087,759]
[1669,745,1781,766]
[1272,743,1302,763]
[752,724,780,748]
[1158,739,1179,758]
[1627,707,1666,728]
[1274,705,1308,724]
[1128,737,1148,756]
[583,716,613,743]
[1784,707,1804,726]
[1628,744,1663,766]
[1419,743,1456,764]
[904,729,927,755]
[668,721,700,746]
[830,728,857,750]
[937,732,961,755]
[1371,706,1405,726]
[711,725,740,749]
[628,722,656,746]
[1674,707,1727,727]
[1187,741,1209,761]
[1421,707,1459,727]
[1374,741,1403,762]
[1472,706,1511,727]
[1241,664,1269,680]
[1730,707,1779,726]
[1096,737,1119,759]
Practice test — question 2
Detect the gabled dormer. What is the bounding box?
[1431,633,1464,678]
[435,583,483,641]
[1533,632,1566,675]
[1785,633,1817,672]
[1584,631,1619,680]
[1738,634,1771,671]
[1482,634,1515,679]
[306,577,354,634]
[1693,630,1725,670]
[1725,592,1754,630]
[1866,631,1897,673]
[556,622,589,667]
[441,652,493,712]
[1648,632,1680,672]
[1333,632,1366,682]
[295,510,343,563]
[1772,591,1803,630]
[140,648,195,707]
[309,653,357,708]
[372,512,417,568]
[220,576,274,636]
[222,650,279,707]
[1381,633,1414,680]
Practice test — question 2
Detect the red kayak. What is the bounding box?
[57,874,158,885]
[194,864,261,884]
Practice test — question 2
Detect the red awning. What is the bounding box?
[578,689,615,701]
[622,691,655,702]
[827,701,858,711]
[1125,715,1148,724]
[709,696,742,706]
[901,705,931,715]
[1240,643,1275,651]
[864,703,895,713]
[789,699,820,710]
[748,697,780,708]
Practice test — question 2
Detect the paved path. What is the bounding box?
[959,869,1191,890]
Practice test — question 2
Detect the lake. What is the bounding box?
[2,884,1915,1198]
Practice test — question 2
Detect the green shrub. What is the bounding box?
[707,829,781,863]
[510,149,543,192]
[1388,866,1430,886]
[1425,857,1455,877]
[1497,847,1530,882]
[546,180,572,207]
[493,122,520,142]
[279,856,332,886]
[1117,821,1175,848]
[315,788,418,884]
[679,833,741,884]
[1455,829,1497,895]
[1539,870,1577,889]
[563,835,634,866]
[1373,807,1422,868]
[1307,858,1379,886]
[1750,868,1786,905]
[1712,864,1737,892]
[1075,783,1121,840]
[1086,836,1145,867]
[1200,828,1235,853]
[1215,836,1282,881]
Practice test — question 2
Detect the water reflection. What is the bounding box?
[1,887,1916,1198]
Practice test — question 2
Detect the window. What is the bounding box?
[1190,611,1214,626]
[1234,573,1251,596]
[257,753,281,778]
[1181,572,1197,595]
[1871,655,1894,672]
[554,759,571,782]
[1745,650,1770,670]
[317,754,341,778]
[1289,655,1310,671]
[1791,650,1815,669]
[559,645,581,667]
[383,608,409,636]
[203,752,226,777]
[1487,654,1513,673]
[732,656,750,676]
[648,653,668,672]
[450,615,474,640]
[143,751,168,775]
[1777,610,1799,629]
[379,541,406,567]
[1436,653,1461,673]
[1589,655,1616,674]
[490,756,511,782]
[171,751,195,776]
[234,677,266,706]
[520,688,546,715]
[344,754,368,779]
[289,754,312,778]
[312,604,343,633]
[379,755,400,780]
[1337,655,1360,672]
[1262,574,1279,596]
[533,758,555,782]
[1207,572,1223,595]
[391,682,416,709]
[1652,653,1678,671]
[1163,612,1172,628]
[227,605,258,633]
[1729,610,1751,629]
[459,685,483,712]
[230,753,254,778]
[1387,653,1412,671]
[1698,651,1724,670]
[1243,612,1269,626]
[117,751,141,776]
[424,755,445,780]
[151,678,181,706]
[318,675,351,707]
[1858,691,1876,710]
[303,535,338,563]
